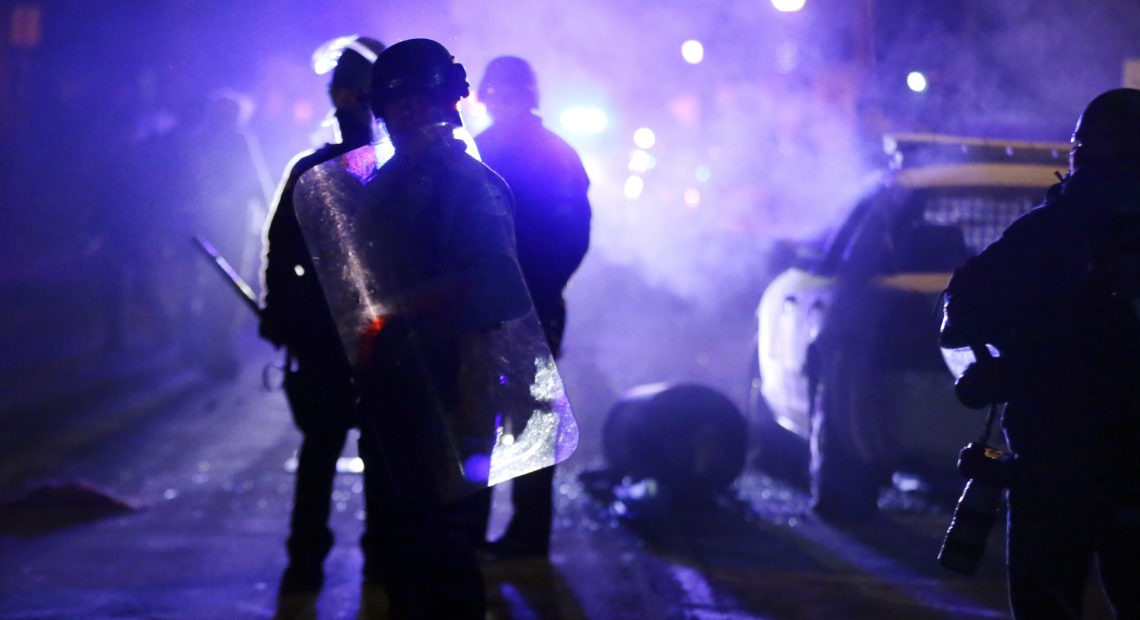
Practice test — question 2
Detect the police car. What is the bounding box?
[749,134,1069,519]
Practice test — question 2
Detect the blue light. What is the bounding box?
[559,106,609,135]
[463,453,491,483]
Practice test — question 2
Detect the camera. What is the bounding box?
[938,478,1003,574]
[956,441,1014,487]
[937,442,1010,575]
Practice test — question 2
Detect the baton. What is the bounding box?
[192,235,261,316]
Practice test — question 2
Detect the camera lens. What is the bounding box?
[938,479,1003,575]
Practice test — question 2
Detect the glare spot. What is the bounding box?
[338,457,364,474]
[580,154,605,184]
[163,488,179,500]
[684,187,701,207]
[624,175,645,200]
[771,0,806,12]
[530,356,562,402]
[460,100,490,135]
[311,35,360,75]
[559,106,608,135]
[695,165,711,182]
[462,99,487,121]
[293,264,306,277]
[681,40,704,65]
[633,127,656,149]
[501,433,516,447]
[628,149,656,173]
[907,71,928,92]
[373,138,396,165]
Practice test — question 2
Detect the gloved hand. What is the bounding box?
[954,356,1014,409]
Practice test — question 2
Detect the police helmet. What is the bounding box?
[477,56,539,111]
[311,35,386,90]
[368,38,470,120]
[1072,88,1140,165]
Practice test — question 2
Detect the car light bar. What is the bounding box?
[883,133,1070,170]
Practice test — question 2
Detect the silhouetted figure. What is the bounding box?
[470,55,592,560]
[257,35,385,619]
[941,88,1140,618]
[292,39,534,619]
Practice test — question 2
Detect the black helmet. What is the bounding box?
[368,38,469,120]
[311,35,386,90]
[1072,88,1140,166]
[477,56,539,111]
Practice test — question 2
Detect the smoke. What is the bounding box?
[447,0,870,311]
[871,0,1140,138]
[6,0,1140,438]
[437,1,874,421]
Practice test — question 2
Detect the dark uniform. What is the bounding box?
[471,55,591,558]
[260,139,366,593]
[942,89,1140,618]
[257,36,385,603]
[347,126,524,619]
[292,39,532,619]
[476,114,591,355]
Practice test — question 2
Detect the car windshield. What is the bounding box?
[917,187,1040,256]
[819,185,1042,277]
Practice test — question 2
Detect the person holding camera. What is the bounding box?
[941,88,1140,618]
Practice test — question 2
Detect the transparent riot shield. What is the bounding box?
[293,133,577,504]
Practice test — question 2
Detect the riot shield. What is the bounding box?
[293,134,577,504]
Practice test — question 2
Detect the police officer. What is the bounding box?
[258,35,385,616]
[470,55,592,560]
[347,38,530,619]
[941,88,1140,618]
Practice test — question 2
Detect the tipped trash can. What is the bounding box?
[603,383,747,498]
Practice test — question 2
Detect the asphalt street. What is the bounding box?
[0,326,1114,619]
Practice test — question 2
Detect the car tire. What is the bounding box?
[747,344,810,488]
[809,347,886,521]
